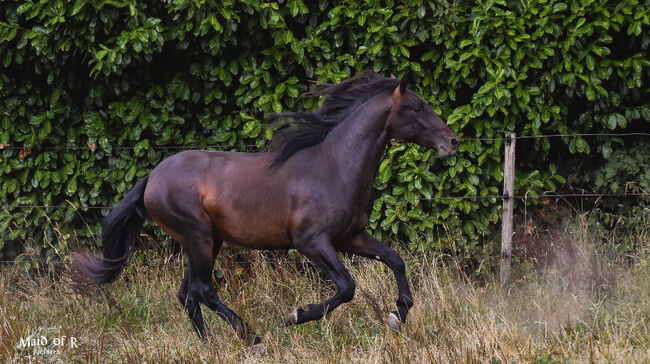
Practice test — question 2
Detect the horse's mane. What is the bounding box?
[268,71,400,165]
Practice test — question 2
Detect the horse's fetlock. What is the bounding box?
[397,296,414,309]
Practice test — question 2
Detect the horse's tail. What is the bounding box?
[73,176,149,284]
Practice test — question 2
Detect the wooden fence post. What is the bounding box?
[500,132,516,289]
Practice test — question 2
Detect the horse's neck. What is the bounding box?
[321,93,392,185]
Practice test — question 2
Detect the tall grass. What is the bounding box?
[1,218,649,363]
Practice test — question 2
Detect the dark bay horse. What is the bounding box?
[74,72,459,345]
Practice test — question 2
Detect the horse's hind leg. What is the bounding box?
[197,250,262,345]
[177,267,207,340]
[189,242,262,346]
[339,231,413,332]
[165,218,260,344]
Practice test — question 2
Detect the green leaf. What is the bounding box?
[459,39,472,48]
[243,120,257,134]
[66,176,77,194]
[468,174,479,185]
[30,113,46,125]
[72,0,87,16]
[606,114,617,130]
[285,30,293,44]
[586,54,595,71]
[614,113,626,128]
[287,86,299,98]
[125,164,136,181]
[553,2,567,12]
[2,49,11,67]
[377,164,392,184]
[371,40,383,55]
[272,100,282,113]
[602,144,612,159]
[417,6,426,18]
[134,139,149,156]
[275,83,286,95]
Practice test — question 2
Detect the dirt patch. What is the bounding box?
[513,216,608,291]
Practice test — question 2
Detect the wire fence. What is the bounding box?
[1,133,649,208]
[0,144,261,151]
[464,132,650,141]
[1,132,648,208]
[2,192,650,211]
[2,132,650,151]
[2,132,649,265]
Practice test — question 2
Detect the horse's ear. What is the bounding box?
[389,73,397,79]
[399,77,408,95]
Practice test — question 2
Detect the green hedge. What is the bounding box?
[1,0,649,263]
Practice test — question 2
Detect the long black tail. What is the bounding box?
[73,176,149,284]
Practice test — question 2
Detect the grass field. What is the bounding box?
[2,219,649,363]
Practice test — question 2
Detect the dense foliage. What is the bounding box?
[1,0,648,263]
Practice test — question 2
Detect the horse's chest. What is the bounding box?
[297,173,375,238]
[338,188,374,236]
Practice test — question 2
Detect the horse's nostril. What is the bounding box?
[451,138,460,147]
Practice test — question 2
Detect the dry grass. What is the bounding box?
[1,223,649,363]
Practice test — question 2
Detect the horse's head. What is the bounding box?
[387,79,460,158]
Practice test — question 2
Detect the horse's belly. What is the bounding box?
[215,213,292,250]
[202,189,293,249]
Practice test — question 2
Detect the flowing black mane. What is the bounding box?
[269,71,400,165]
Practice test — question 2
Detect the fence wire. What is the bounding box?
[2,132,649,151]
[0,144,260,151]
[2,132,649,265]
[2,193,649,211]
[464,132,650,141]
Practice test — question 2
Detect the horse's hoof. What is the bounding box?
[387,312,401,332]
[251,343,266,356]
[285,307,299,326]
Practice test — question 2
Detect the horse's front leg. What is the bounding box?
[339,231,413,332]
[285,233,356,325]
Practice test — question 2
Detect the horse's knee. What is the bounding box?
[177,288,189,306]
[195,282,217,302]
[178,282,202,310]
[393,257,406,275]
[383,250,406,272]
[178,290,199,310]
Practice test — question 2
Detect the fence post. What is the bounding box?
[500,132,516,289]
